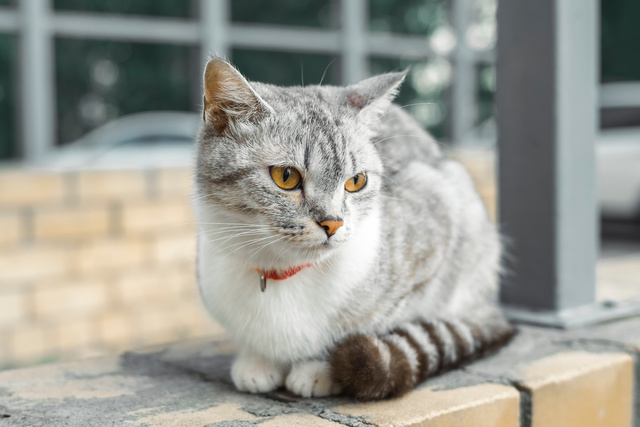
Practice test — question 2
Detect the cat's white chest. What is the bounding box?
[197,230,379,363]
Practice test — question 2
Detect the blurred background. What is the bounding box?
[0,0,639,369]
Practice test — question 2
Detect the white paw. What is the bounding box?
[285,360,342,398]
[231,353,286,394]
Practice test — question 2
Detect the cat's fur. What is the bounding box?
[194,57,513,400]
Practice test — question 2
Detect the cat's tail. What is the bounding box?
[329,310,514,400]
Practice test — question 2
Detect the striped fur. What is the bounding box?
[195,58,513,401]
[330,315,514,400]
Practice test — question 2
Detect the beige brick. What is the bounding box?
[114,268,180,304]
[77,170,148,202]
[33,279,108,320]
[0,290,27,330]
[136,305,182,345]
[0,245,73,282]
[56,317,96,352]
[0,169,66,206]
[157,168,192,197]
[0,211,22,246]
[100,310,136,349]
[165,266,197,297]
[153,232,196,264]
[76,238,148,275]
[260,414,343,426]
[519,351,633,427]
[34,205,111,240]
[335,383,519,427]
[121,200,193,234]
[9,324,51,363]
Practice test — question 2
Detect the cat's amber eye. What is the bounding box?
[345,172,367,192]
[270,166,302,190]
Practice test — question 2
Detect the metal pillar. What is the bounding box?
[200,0,229,62]
[341,0,367,84]
[451,0,475,145]
[19,0,54,160]
[497,0,639,327]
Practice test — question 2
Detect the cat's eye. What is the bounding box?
[345,172,367,192]
[270,166,302,190]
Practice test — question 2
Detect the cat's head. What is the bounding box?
[195,57,405,267]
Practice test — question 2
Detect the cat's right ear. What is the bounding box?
[202,57,273,133]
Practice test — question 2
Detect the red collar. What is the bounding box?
[253,264,312,280]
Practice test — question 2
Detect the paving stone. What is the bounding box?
[2,316,640,426]
[518,351,633,427]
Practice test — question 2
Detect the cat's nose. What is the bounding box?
[318,219,344,237]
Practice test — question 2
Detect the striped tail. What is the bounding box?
[329,314,514,400]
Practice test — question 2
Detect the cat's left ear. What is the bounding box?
[345,70,408,120]
[203,57,273,133]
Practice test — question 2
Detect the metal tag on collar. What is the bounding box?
[260,270,267,292]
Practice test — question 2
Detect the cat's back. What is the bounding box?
[373,104,443,177]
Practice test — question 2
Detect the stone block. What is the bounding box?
[0,169,66,206]
[518,351,633,427]
[76,170,148,202]
[76,237,149,275]
[9,324,51,363]
[157,168,192,198]
[100,310,136,349]
[33,205,111,240]
[152,232,196,264]
[0,211,22,246]
[121,200,193,235]
[0,245,73,282]
[114,268,180,304]
[334,383,520,427]
[0,290,27,330]
[32,279,109,320]
[56,317,97,352]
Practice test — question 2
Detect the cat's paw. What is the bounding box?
[285,360,342,398]
[231,353,286,394]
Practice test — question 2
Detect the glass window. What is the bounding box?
[601,0,640,81]
[369,0,448,36]
[0,0,16,7]
[55,38,193,145]
[476,63,494,126]
[0,35,16,160]
[232,49,337,87]
[53,0,192,18]
[231,0,333,28]
[370,57,449,140]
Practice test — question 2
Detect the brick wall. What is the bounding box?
[0,166,222,368]
[0,152,495,369]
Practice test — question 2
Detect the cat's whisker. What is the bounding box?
[318,59,337,87]
[245,234,290,265]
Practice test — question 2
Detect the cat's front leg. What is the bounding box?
[286,360,343,398]
[231,349,287,394]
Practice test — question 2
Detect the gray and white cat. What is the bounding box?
[194,57,513,400]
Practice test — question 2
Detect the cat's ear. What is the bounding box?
[345,70,407,120]
[203,57,273,132]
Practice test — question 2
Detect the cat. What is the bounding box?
[194,57,513,401]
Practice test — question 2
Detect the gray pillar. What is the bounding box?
[341,0,367,84]
[19,0,55,160]
[200,0,229,63]
[497,0,606,324]
[451,0,475,145]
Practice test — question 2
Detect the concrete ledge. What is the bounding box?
[2,318,640,427]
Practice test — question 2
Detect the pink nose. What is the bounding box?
[319,220,344,237]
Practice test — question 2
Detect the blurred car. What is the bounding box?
[598,127,640,220]
[42,111,199,169]
[39,110,640,221]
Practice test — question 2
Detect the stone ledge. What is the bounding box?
[2,317,640,427]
